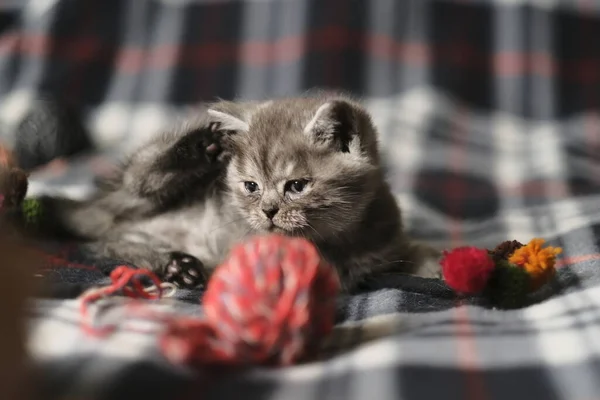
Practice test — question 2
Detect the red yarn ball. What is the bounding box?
[440,246,496,294]
[162,234,340,367]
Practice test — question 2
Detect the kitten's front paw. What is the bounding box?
[166,124,227,171]
[162,251,208,289]
[203,123,224,164]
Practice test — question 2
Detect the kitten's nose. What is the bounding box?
[262,207,279,219]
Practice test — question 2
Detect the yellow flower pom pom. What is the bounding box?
[508,238,562,291]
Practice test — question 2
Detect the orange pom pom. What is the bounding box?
[508,238,562,291]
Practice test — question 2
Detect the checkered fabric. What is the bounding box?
[3,0,600,399]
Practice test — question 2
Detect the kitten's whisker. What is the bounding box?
[368,258,417,269]
[207,216,248,234]
[241,226,255,240]
[306,222,326,243]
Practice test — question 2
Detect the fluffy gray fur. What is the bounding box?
[25,91,441,292]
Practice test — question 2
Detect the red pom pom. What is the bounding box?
[440,247,496,294]
[161,234,340,366]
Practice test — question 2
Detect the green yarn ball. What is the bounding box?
[20,198,43,226]
[486,260,531,309]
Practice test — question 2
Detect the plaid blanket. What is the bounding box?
[3,0,600,399]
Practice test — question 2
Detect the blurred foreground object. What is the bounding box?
[14,96,92,170]
[0,229,40,400]
[0,144,28,210]
[0,144,40,399]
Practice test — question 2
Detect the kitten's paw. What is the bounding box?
[414,258,443,279]
[167,124,226,170]
[203,123,224,164]
[410,242,443,279]
[162,251,208,289]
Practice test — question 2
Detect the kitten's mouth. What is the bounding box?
[266,222,286,234]
[267,225,281,233]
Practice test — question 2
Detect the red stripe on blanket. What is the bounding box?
[557,254,600,268]
[3,29,600,82]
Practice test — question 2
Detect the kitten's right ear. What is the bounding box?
[207,109,249,133]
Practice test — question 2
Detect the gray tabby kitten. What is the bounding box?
[25,92,440,292]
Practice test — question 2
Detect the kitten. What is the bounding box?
[21,92,441,292]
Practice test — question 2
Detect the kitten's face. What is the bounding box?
[214,98,380,242]
[227,142,375,239]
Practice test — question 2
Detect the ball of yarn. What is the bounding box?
[161,234,340,366]
[14,96,92,170]
[441,246,496,294]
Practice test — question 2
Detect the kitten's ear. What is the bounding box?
[207,109,250,133]
[303,100,357,153]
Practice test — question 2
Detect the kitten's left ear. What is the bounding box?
[207,109,250,133]
[303,100,357,153]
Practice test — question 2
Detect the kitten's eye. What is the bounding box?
[285,179,308,194]
[244,181,259,193]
